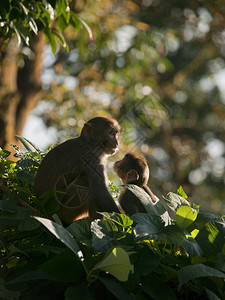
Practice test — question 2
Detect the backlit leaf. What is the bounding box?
[175,206,198,230]
[96,247,133,282]
[34,217,83,259]
[16,135,44,154]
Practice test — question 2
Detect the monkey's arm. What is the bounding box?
[87,165,122,214]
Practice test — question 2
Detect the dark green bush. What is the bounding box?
[0,138,224,299]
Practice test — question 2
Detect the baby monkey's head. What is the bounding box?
[113,152,149,186]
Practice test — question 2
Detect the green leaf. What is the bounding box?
[9,269,52,284]
[222,243,225,255]
[134,246,160,276]
[194,211,221,229]
[41,249,84,282]
[0,149,11,158]
[124,185,171,223]
[70,12,92,39]
[63,8,70,24]
[175,206,198,230]
[67,218,92,246]
[141,274,176,300]
[100,212,133,228]
[205,222,220,244]
[178,264,225,287]
[163,192,190,210]
[195,221,224,256]
[16,169,35,185]
[44,28,57,54]
[16,135,44,154]
[0,197,18,212]
[19,2,29,15]
[180,234,203,257]
[100,277,135,300]
[12,24,21,46]
[161,225,203,256]
[14,23,32,46]
[52,213,63,225]
[176,186,188,199]
[65,285,95,300]
[215,253,225,272]
[123,184,160,214]
[160,225,184,243]
[191,256,207,265]
[28,17,38,35]
[56,14,68,32]
[0,284,21,299]
[52,27,68,51]
[0,198,29,223]
[39,9,51,27]
[18,213,40,231]
[34,217,83,259]
[77,16,93,39]
[40,189,64,214]
[56,0,67,18]
[205,288,221,300]
[132,213,165,241]
[161,192,191,219]
[91,219,118,252]
[96,247,133,282]
[190,228,199,238]
[70,11,81,31]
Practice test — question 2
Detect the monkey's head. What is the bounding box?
[81,117,121,155]
[113,153,149,186]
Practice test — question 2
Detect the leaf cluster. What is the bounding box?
[0,0,92,53]
[0,139,225,299]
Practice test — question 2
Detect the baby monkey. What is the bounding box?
[113,153,156,215]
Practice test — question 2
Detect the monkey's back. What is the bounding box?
[34,137,83,196]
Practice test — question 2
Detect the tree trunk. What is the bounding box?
[0,33,46,156]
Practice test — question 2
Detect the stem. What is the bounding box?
[0,182,38,214]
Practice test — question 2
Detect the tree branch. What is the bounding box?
[0,182,38,214]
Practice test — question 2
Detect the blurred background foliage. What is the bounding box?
[0,0,225,214]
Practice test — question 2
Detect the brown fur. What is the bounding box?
[113,153,156,215]
[34,117,122,224]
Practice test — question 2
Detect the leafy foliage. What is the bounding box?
[0,140,225,299]
[0,0,92,53]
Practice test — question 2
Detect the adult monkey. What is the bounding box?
[34,117,122,224]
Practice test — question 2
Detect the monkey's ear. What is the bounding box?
[126,169,139,183]
[82,123,93,138]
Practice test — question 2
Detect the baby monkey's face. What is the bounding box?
[113,154,130,184]
[113,153,149,185]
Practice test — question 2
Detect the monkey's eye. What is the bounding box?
[108,130,119,137]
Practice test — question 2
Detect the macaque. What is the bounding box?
[113,152,156,215]
[34,117,122,224]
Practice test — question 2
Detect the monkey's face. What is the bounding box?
[100,128,120,155]
[113,153,149,185]
[81,117,121,155]
[113,156,129,184]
